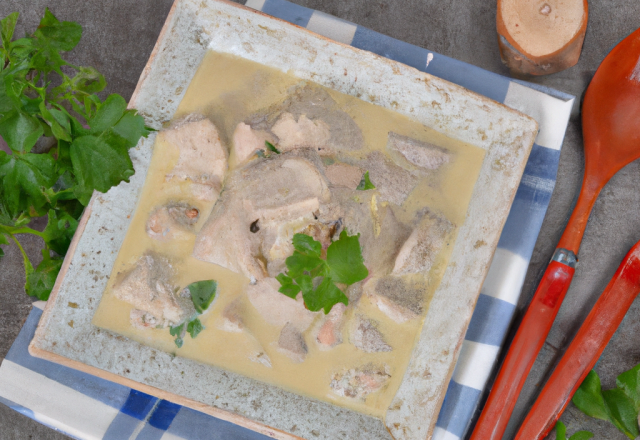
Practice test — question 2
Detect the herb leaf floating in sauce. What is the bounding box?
[169,280,217,347]
[265,140,280,154]
[357,171,376,190]
[188,279,217,314]
[276,231,368,314]
[0,9,151,300]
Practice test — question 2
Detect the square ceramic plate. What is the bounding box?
[29,1,537,438]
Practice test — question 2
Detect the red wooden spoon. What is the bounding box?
[516,239,640,439]
[470,26,640,440]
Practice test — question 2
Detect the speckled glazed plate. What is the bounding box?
[29,1,538,439]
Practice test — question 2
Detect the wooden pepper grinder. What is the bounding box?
[497,0,588,75]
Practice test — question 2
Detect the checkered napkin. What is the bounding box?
[0,1,574,439]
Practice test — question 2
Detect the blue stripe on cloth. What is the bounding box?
[425,53,510,103]
[167,406,271,440]
[148,400,181,430]
[103,412,142,440]
[435,380,482,438]
[464,294,516,346]
[351,26,429,72]
[5,307,132,410]
[262,0,313,27]
[496,145,561,258]
[135,424,165,440]
[121,389,158,420]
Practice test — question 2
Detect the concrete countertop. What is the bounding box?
[0,0,639,439]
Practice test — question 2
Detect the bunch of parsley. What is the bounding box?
[276,231,368,313]
[0,10,150,300]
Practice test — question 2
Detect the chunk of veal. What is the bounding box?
[350,315,392,353]
[193,150,332,281]
[146,202,200,241]
[365,276,426,323]
[393,209,454,275]
[246,278,318,332]
[161,115,228,202]
[330,364,391,400]
[278,322,308,363]
[129,309,160,329]
[271,112,332,155]
[387,132,450,171]
[112,253,195,327]
[315,302,347,349]
[359,151,419,205]
[231,122,276,165]
[217,298,273,367]
[324,163,363,190]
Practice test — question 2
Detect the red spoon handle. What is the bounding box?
[516,241,640,439]
[470,251,576,440]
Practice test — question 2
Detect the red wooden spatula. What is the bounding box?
[471,26,640,440]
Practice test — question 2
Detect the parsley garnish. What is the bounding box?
[276,231,368,314]
[357,171,376,190]
[0,10,151,300]
[169,280,217,347]
[265,140,280,154]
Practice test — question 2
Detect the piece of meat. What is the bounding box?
[129,309,161,329]
[162,115,228,202]
[271,112,332,155]
[330,364,391,400]
[245,278,318,332]
[278,322,308,363]
[358,151,419,205]
[387,132,450,171]
[218,299,245,333]
[112,253,195,327]
[350,316,392,353]
[393,209,454,275]
[146,202,200,241]
[193,150,333,281]
[324,163,363,190]
[315,302,347,349]
[365,276,426,323]
[232,122,276,165]
[247,85,364,153]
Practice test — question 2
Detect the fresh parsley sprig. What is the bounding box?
[573,367,640,439]
[169,280,217,348]
[554,421,593,440]
[276,231,368,314]
[0,9,152,300]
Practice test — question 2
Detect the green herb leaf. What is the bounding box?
[292,233,322,257]
[88,94,127,133]
[187,318,204,339]
[326,230,368,285]
[42,209,78,255]
[616,364,640,412]
[555,421,567,440]
[265,140,280,154]
[0,151,56,218]
[1,12,19,51]
[356,171,375,190]
[25,252,62,300]
[303,276,348,313]
[276,273,301,299]
[169,323,185,347]
[70,133,135,205]
[603,388,640,439]
[573,370,611,422]
[0,109,44,152]
[569,431,594,440]
[187,280,217,314]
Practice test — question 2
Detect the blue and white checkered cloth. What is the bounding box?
[0,1,574,438]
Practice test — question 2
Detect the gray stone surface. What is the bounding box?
[0,0,639,439]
